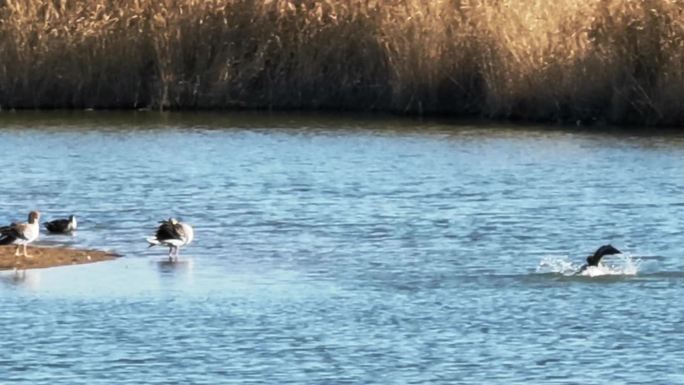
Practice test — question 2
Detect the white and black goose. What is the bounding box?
[146,218,194,260]
[0,211,41,258]
[44,215,77,234]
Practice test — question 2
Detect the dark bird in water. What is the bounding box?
[0,211,41,259]
[577,244,621,274]
[44,215,77,234]
[146,218,194,260]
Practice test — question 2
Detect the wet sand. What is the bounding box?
[0,245,118,270]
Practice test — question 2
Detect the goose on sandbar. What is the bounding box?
[146,218,194,260]
[44,215,77,234]
[0,211,41,259]
[577,244,621,274]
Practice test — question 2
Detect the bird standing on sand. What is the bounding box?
[44,215,78,234]
[0,211,41,259]
[146,218,194,260]
[577,244,621,274]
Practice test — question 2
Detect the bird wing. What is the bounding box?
[45,219,69,232]
[155,220,183,241]
[12,223,30,240]
[0,222,25,244]
[173,222,188,242]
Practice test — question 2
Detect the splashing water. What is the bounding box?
[537,253,640,277]
[536,255,579,276]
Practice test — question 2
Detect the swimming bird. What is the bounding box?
[577,244,621,274]
[146,218,194,260]
[43,215,77,234]
[0,211,41,259]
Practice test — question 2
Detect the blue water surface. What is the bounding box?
[1,112,683,384]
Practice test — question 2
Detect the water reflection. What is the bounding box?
[0,269,42,291]
[156,258,194,278]
[155,258,194,272]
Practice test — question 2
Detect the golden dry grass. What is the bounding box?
[0,0,683,125]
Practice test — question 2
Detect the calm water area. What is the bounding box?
[0,112,683,384]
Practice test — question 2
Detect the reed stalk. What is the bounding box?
[0,0,682,125]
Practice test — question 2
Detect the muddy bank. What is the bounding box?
[0,246,118,270]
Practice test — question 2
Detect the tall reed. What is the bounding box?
[0,0,682,125]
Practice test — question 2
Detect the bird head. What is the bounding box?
[28,211,40,224]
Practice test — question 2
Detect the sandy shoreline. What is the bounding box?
[0,245,118,270]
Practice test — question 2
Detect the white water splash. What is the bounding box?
[536,255,579,276]
[536,254,640,277]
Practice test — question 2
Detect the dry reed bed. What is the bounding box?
[0,0,683,125]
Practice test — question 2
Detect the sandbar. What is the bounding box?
[0,245,118,270]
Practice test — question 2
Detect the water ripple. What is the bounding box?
[0,113,683,383]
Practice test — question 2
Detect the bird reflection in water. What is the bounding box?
[0,268,42,291]
[154,257,195,292]
[156,258,194,276]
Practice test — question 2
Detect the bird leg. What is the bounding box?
[13,246,25,271]
[23,244,32,258]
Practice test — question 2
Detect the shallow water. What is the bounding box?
[1,112,683,384]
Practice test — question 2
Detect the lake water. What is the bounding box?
[1,112,683,384]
